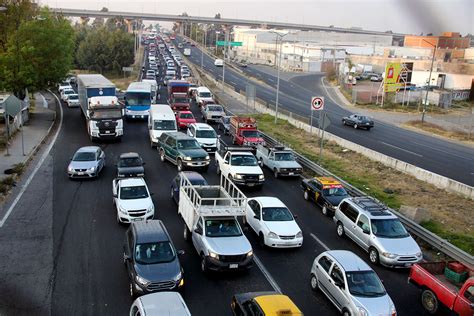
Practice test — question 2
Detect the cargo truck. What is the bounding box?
[167,80,191,112]
[178,173,253,272]
[229,117,265,148]
[408,261,474,315]
[77,74,124,141]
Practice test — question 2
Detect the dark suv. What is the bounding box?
[123,220,185,298]
[158,132,210,172]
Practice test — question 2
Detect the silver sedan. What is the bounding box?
[67,146,105,179]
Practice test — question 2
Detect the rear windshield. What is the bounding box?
[207,105,223,112]
[199,92,212,98]
[153,120,176,131]
[196,129,216,138]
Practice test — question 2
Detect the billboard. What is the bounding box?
[384,62,413,93]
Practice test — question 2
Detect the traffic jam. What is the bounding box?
[60,32,474,316]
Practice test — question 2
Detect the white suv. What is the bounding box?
[333,197,422,267]
[113,177,155,224]
[187,123,219,153]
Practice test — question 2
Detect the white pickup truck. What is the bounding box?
[215,147,265,188]
[255,144,303,178]
[178,173,253,273]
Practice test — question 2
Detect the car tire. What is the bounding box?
[342,309,351,316]
[336,222,345,237]
[183,224,190,241]
[367,127,372,131]
[200,255,209,273]
[369,247,380,265]
[258,233,266,248]
[421,289,439,314]
[353,124,358,129]
[129,282,136,299]
[159,149,165,162]
[310,273,319,292]
[170,187,175,200]
[303,190,309,201]
[177,159,183,171]
[151,140,156,149]
[322,205,328,216]
[273,169,279,178]
[342,119,346,125]
[216,164,220,175]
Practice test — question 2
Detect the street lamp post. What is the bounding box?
[421,41,437,125]
[269,31,289,124]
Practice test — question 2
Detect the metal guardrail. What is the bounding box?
[260,132,474,268]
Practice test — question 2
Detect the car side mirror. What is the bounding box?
[194,227,202,235]
[150,192,154,196]
[293,214,298,219]
[334,280,343,288]
[113,193,118,198]
[142,162,146,165]
[253,215,259,219]
[363,228,370,234]
[258,160,263,167]
[124,254,131,261]
[178,250,185,256]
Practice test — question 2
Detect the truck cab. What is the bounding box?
[215,147,265,188]
[230,117,265,148]
[87,96,123,141]
[178,173,253,273]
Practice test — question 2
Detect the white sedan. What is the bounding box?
[244,197,303,248]
[113,177,155,224]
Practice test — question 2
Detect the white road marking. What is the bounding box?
[230,81,237,86]
[310,233,330,251]
[253,254,282,293]
[379,141,423,157]
[268,78,275,82]
[0,91,63,228]
[410,140,473,161]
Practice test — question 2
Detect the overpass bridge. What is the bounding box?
[50,8,404,38]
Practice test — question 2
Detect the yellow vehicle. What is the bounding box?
[231,291,303,316]
[301,176,349,216]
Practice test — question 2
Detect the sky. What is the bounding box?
[40,0,473,35]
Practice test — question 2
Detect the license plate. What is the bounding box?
[134,218,143,222]
[105,131,110,134]
[78,172,84,175]
[248,183,255,187]
[206,148,211,151]
[289,172,294,175]
[229,264,238,269]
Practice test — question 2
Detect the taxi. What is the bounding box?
[231,291,303,316]
[300,176,349,216]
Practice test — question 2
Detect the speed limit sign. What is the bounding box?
[311,96,324,111]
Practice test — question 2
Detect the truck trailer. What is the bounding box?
[77,74,123,141]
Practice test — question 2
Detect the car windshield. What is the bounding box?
[199,92,212,98]
[153,120,176,130]
[180,113,194,119]
[346,271,386,297]
[359,116,371,121]
[64,90,74,95]
[118,157,142,167]
[274,152,294,161]
[68,95,79,100]
[222,117,231,124]
[126,92,151,106]
[172,97,189,103]
[73,151,96,161]
[207,105,223,112]
[134,242,175,265]
[230,155,258,166]
[90,109,122,119]
[242,130,259,138]
[120,185,149,200]
[262,207,294,221]
[196,130,216,138]
[177,139,201,149]
[190,179,208,186]
[205,219,242,237]
[371,218,409,238]
[323,187,347,196]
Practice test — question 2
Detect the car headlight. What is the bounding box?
[416,252,422,258]
[137,173,145,177]
[235,174,243,179]
[357,306,369,316]
[135,275,149,286]
[258,174,265,180]
[268,232,278,238]
[209,252,219,260]
[205,155,210,160]
[246,250,253,257]
[296,231,303,238]
[119,206,128,214]
[67,165,73,172]
[147,205,154,213]
[88,166,96,172]
[382,252,398,259]
[173,272,182,281]
[390,303,397,316]
[183,156,192,161]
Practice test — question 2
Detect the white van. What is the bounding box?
[148,104,178,148]
[148,56,156,63]
[195,86,214,106]
[183,48,191,56]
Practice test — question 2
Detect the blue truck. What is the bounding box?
[77,74,124,141]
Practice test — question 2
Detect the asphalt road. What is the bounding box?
[179,37,474,187]
[44,43,434,316]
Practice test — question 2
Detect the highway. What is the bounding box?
[45,45,432,315]
[181,38,474,187]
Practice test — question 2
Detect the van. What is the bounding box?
[149,56,156,63]
[148,104,178,148]
[195,87,214,106]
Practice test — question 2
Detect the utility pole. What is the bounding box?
[221,29,228,92]
[421,42,437,125]
[269,31,289,124]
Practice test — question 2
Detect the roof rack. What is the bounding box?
[222,146,254,152]
[352,197,391,216]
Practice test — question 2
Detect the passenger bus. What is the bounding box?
[124,82,152,119]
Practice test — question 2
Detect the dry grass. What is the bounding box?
[404,120,474,145]
[255,114,474,254]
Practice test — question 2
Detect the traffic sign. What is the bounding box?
[122,67,133,72]
[311,96,324,111]
[216,41,243,47]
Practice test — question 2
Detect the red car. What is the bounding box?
[176,111,196,129]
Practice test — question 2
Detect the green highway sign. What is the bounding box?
[216,41,243,47]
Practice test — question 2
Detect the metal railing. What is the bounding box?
[260,132,474,268]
